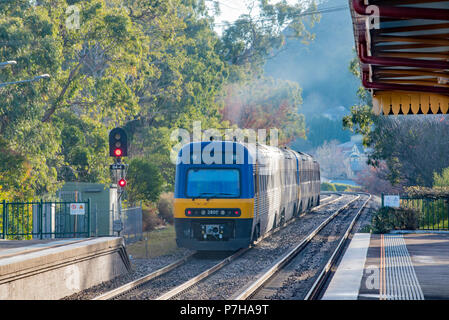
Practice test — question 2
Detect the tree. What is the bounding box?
[220,77,305,145]
[434,167,449,187]
[0,0,145,198]
[354,162,404,195]
[293,115,351,151]
[126,157,164,204]
[313,140,351,180]
[341,51,449,189]
[219,0,319,78]
[0,0,323,201]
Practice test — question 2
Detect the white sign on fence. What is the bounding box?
[70,203,85,215]
[384,195,400,208]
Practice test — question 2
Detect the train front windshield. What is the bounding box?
[186,168,240,198]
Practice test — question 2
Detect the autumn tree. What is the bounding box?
[220,77,305,145]
[313,140,351,180]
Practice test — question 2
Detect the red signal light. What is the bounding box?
[114,148,123,157]
[118,179,126,187]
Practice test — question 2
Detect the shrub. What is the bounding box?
[371,207,419,233]
[372,207,393,234]
[391,207,419,230]
[157,192,174,224]
[321,182,336,191]
[405,186,449,199]
[142,204,164,231]
[333,183,348,192]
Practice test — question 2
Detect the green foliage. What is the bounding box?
[371,207,419,234]
[305,116,351,148]
[219,0,319,77]
[344,52,449,189]
[405,186,449,199]
[343,52,375,148]
[433,167,449,188]
[0,0,143,199]
[333,183,350,192]
[320,182,336,192]
[127,157,164,203]
[0,0,319,201]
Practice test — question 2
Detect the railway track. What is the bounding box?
[91,192,369,300]
[304,194,372,300]
[234,193,371,300]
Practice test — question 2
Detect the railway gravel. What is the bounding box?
[116,251,233,300]
[66,193,375,300]
[252,194,373,300]
[63,248,193,300]
[172,194,359,300]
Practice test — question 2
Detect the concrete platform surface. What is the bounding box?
[324,233,449,300]
[0,237,131,300]
[0,238,90,259]
[322,233,371,300]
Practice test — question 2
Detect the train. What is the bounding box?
[173,140,320,251]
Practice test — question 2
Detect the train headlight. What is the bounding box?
[201,209,206,215]
[220,210,226,216]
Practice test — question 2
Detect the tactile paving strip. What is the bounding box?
[382,235,424,300]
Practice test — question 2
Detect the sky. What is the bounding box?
[206,0,329,34]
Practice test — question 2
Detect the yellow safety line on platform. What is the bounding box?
[380,234,385,300]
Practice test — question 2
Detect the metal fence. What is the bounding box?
[400,197,449,231]
[121,206,143,244]
[0,200,91,240]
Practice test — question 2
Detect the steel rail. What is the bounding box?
[304,193,372,300]
[154,193,346,300]
[232,193,362,300]
[91,252,197,300]
[92,192,345,301]
[155,248,249,300]
[251,193,345,246]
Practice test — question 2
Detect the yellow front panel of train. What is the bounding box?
[174,198,255,219]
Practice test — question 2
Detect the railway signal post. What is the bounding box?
[109,127,128,236]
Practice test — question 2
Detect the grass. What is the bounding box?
[126,225,181,259]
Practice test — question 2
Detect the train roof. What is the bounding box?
[178,141,316,163]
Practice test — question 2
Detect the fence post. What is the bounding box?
[87,198,91,238]
[2,200,5,239]
[39,199,43,240]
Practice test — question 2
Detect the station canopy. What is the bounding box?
[349,0,449,115]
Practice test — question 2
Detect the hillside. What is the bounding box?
[264,8,360,151]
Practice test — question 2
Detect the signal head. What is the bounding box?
[114,148,123,157]
[109,128,127,157]
[118,178,127,187]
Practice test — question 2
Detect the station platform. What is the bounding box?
[0,237,131,300]
[322,232,449,300]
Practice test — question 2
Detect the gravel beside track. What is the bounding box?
[65,193,375,300]
[116,251,234,300]
[171,194,359,300]
[63,248,193,300]
[251,194,373,300]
